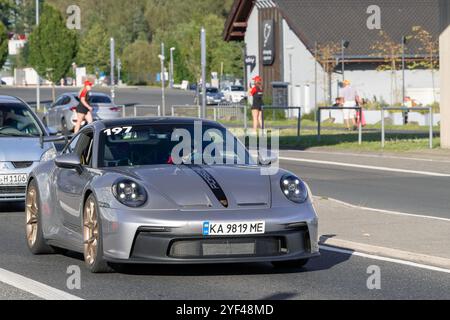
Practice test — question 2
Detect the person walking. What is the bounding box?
[339,80,362,130]
[250,76,264,132]
[74,80,94,134]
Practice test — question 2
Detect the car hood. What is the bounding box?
[114,165,271,209]
[0,138,51,162]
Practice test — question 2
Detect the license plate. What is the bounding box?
[202,221,266,236]
[0,174,28,186]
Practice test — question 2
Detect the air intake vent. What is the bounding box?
[0,186,26,194]
[12,162,33,169]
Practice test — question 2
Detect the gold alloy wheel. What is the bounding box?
[26,186,38,247]
[83,198,99,266]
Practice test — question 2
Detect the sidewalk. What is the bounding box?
[281,149,450,175]
[315,197,450,269]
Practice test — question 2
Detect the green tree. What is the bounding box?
[0,21,8,71]
[77,22,110,75]
[122,40,158,85]
[28,4,77,98]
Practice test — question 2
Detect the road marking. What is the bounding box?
[280,157,450,177]
[319,196,450,223]
[283,150,450,164]
[0,267,83,300]
[320,245,450,275]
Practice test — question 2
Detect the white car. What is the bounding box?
[223,86,247,103]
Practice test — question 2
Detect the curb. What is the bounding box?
[319,237,450,271]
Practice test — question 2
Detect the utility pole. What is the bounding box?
[170,47,175,89]
[110,38,115,102]
[36,0,40,111]
[201,27,207,119]
[341,40,350,81]
[160,43,166,116]
[117,59,121,86]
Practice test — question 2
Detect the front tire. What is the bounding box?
[26,180,55,255]
[83,194,113,273]
[272,259,309,269]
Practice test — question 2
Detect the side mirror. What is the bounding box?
[55,153,83,174]
[258,150,279,166]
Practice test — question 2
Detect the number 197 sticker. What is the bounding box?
[104,127,133,136]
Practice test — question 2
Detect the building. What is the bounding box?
[224,0,440,113]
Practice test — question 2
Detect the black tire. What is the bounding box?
[26,180,55,255]
[83,194,114,273]
[272,259,309,269]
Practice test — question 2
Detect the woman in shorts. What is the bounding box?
[74,80,94,134]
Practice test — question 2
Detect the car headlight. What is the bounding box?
[112,179,147,207]
[280,175,308,204]
[40,148,57,162]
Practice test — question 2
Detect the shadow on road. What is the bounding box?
[59,248,351,277]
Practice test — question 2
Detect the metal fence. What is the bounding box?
[121,105,161,118]
[262,106,303,137]
[317,107,363,145]
[381,107,434,149]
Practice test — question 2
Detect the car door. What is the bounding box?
[55,95,72,130]
[54,130,95,232]
[47,97,64,128]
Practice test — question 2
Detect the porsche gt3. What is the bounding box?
[26,118,319,273]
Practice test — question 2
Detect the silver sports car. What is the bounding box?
[26,118,319,273]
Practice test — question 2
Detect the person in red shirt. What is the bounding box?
[250,76,264,132]
[74,80,94,134]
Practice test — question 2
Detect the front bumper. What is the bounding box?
[100,205,319,264]
[0,164,37,202]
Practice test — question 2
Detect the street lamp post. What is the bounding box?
[117,59,121,86]
[158,54,166,116]
[341,40,350,81]
[110,38,115,102]
[36,0,40,111]
[200,27,207,119]
[170,47,175,89]
[402,35,408,124]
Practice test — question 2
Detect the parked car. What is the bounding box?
[26,118,319,273]
[0,95,62,202]
[43,92,121,135]
[196,88,226,105]
[222,85,247,103]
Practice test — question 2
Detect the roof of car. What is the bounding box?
[0,95,23,103]
[93,117,223,130]
[66,92,110,97]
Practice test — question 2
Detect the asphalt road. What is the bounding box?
[0,206,449,300]
[280,154,450,220]
[0,86,196,108]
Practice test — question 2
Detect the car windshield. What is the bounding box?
[231,86,244,92]
[206,88,219,94]
[99,123,256,168]
[0,103,42,137]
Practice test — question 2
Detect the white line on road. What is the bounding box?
[0,268,83,300]
[319,196,450,223]
[284,150,450,164]
[320,245,450,275]
[280,157,450,177]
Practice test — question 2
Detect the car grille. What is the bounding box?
[12,161,34,169]
[168,237,284,258]
[0,186,27,195]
